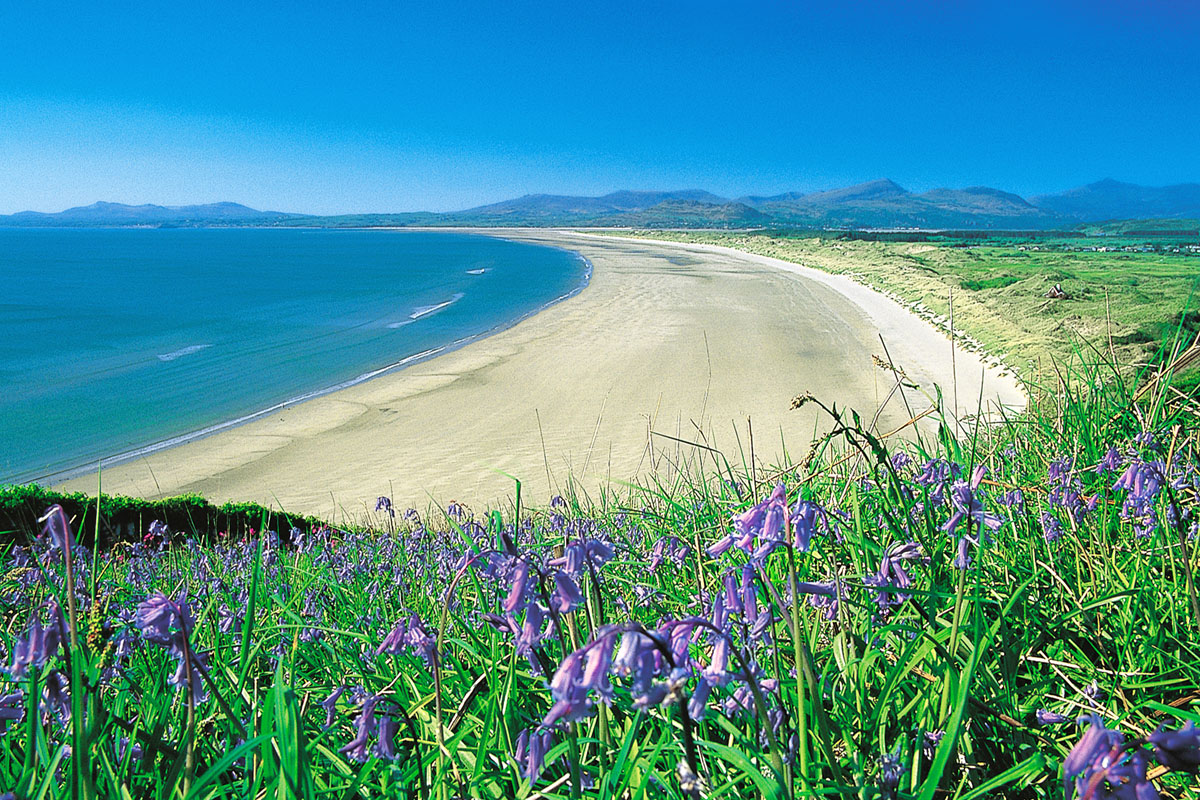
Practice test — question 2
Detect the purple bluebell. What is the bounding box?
[1097,447,1123,475]
[915,459,959,506]
[879,748,904,799]
[791,499,827,552]
[942,465,1002,538]
[376,614,437,666]
[551,572,584,614]
[922,729,944,760]
[710,484,789,562]
[42,669,71,722]
[0,691,24,731]
[1148,721,1200,773]
[579,629,619,702]
[722,570,743,615]
[953,534,975,570]
[1076,749,1158,800]
[39,505,76,552]
[375,712,402,760]
[516,603,547,658]
[1135,430,1160,451]
[339,694,379,763]
[741,564,758,621]
[869,542,927,612]
[687,678,713,720]
[702,636,732,688]
[504,560,530,613]
[1064,714,1125,797]
[7,611,64,680]
[169,648,208,703]
[1037,709,1070,725]
[890,451,912,471]
[801,579,842,621]
[146,519,169,543]
[1113,458,1166,534]
[1042,512,1065,543]
[515,727,552,783]
[321,686,346,729]
[374,496,395,518]
[999,489,1025,510]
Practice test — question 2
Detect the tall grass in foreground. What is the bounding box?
[1,354,1199,799]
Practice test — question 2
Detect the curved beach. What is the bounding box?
[58,230,1025,520]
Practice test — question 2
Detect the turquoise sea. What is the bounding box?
[0,228,589,484]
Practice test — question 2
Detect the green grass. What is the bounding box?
[1,344,1199,798]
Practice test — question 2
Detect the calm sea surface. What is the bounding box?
[0,228,589,484]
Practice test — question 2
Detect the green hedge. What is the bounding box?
[0,484,330,548]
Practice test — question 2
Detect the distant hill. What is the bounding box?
[7,179,1200,230]
[1032,179,1200,221]
[0,201,301,227]
[446,190,730,224]
[737,180,1062,229]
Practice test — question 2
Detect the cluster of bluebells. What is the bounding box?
[705,484,840,564]
[1064,714,1200,799]
[941,465,1002,569]
[2,419,1199,800]
[135,592,209,702]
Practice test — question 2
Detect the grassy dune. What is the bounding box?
[605,230,1200,383]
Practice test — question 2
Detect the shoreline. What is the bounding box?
[20,233,592,487]
[57,230,1025,519]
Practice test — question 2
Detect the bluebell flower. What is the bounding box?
[504,560,530,613]
[942,465,1002,538]
[339,694,378,763]
[515,727,552,783]
[791,499,829,552]
[922,729,944,760]
[375,712,402,760]
[321,686,345,729]
[1042,512,1065,543]
[1097,447,1123,476]
[0,691,24,732]
[551,572,584,614]
[1037,709,1070,725]
[7,609,64,680]
[1148,721,1200,773]
[1064,714,1125,797]
[39,505,76,552]
[915,459,959,506]
[879,748,904,799]
[999,488,1025,510]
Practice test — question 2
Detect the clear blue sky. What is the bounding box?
[1,0,1197,214]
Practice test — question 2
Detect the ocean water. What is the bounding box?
[0,228,589,484]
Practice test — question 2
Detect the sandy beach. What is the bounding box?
[58,230,1025,521]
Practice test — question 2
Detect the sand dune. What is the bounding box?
[59,230,1025,522]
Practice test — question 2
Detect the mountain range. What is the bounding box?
[0,201,297,227]
[4,179,1200,230]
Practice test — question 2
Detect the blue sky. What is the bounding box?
[1,0,1197,214]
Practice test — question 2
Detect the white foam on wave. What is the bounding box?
[157,344,212,362]
[466,268,486,275]
[408,292,465,320]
